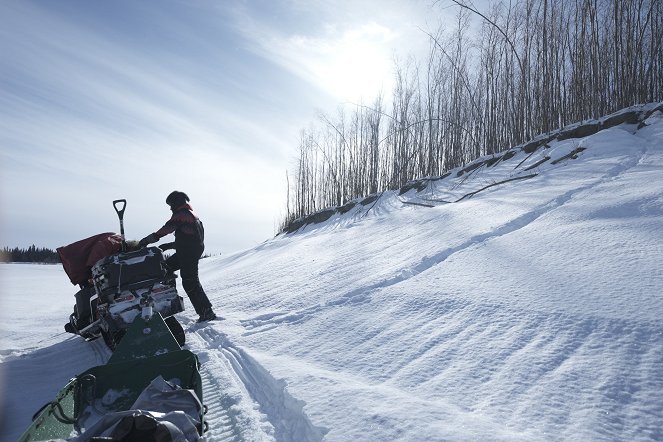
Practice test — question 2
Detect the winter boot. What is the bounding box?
[197,307,217,322]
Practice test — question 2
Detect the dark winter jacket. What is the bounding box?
[153,203,204,250]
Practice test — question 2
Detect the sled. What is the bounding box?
[18,312,205,441]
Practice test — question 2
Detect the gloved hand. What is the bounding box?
[138,233,159,247]
[159,242,175,251]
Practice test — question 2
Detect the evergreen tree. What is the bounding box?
[0,246,60,263]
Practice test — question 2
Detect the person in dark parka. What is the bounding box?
[139,191,217,322]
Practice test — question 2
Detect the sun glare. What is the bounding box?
[301,23,396,103]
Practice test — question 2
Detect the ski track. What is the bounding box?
[241,142,647,334]
[183,320,327,442]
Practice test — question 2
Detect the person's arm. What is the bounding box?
[139,210,191,246]
[139,219,176,247]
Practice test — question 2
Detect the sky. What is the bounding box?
[2,106,662,441]
[0,0,456,255]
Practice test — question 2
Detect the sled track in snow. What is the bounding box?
[185,322,326,441]
[198,363,244,441]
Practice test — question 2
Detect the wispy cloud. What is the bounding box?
[0,0,439,253]
[224,0,434,103]
[0,1,308,252]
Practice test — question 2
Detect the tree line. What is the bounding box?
[0,246,60,263]
[281,0,663,230]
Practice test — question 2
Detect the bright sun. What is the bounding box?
[296,23,397,103]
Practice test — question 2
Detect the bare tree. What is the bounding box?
[281,0,663,231]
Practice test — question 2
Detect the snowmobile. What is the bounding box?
[60,200,185,350]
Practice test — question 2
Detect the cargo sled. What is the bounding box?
[59,200,185,350]
[18,312,206,441]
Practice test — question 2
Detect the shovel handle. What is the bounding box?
[113,199,127,252]
[113,199,127,220]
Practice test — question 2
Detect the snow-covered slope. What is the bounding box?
[2,105,662,441]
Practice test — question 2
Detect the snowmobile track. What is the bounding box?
[198,365,244,441]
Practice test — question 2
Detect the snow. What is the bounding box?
[2,107,663,441]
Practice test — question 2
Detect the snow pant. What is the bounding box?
[165,243,212,316]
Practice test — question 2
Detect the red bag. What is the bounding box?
[57,233,123,285]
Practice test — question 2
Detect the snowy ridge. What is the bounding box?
[284,102,663,235]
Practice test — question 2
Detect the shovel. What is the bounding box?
[113,199,127,252]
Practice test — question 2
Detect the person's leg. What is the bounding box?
[164,253,181,273]
[178,247,213,317]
